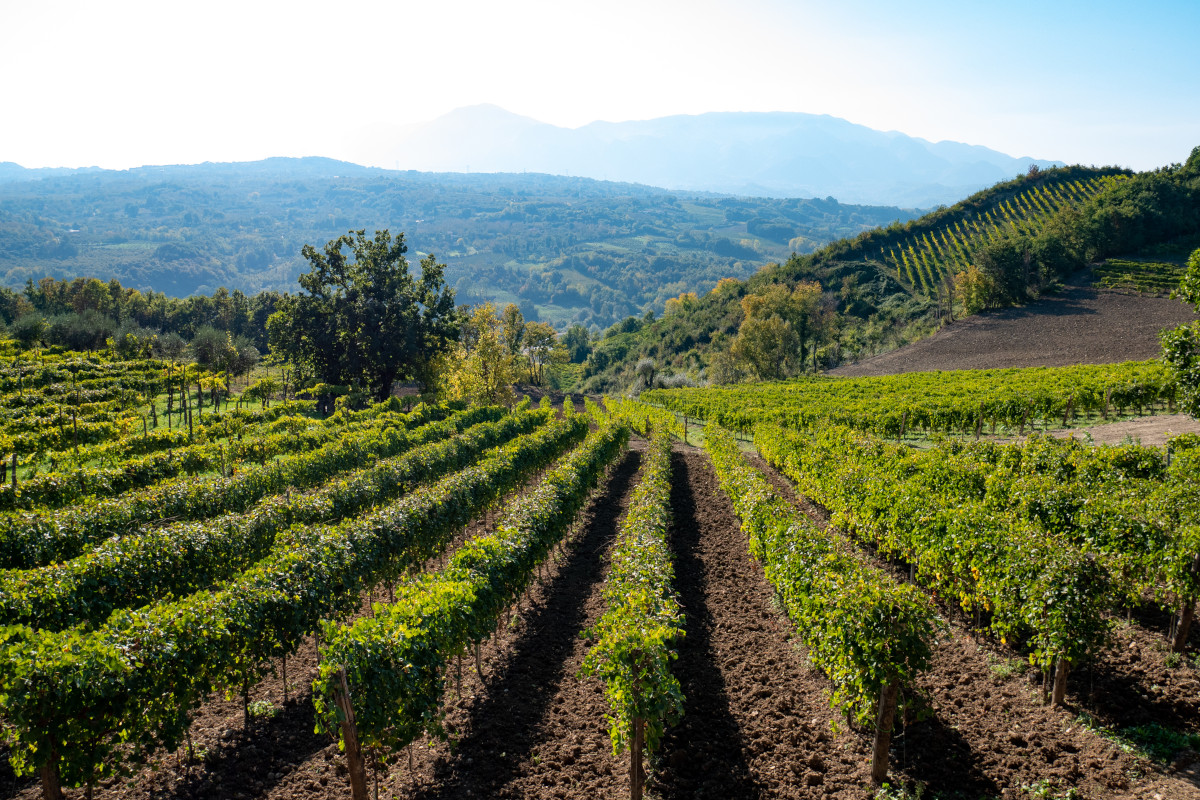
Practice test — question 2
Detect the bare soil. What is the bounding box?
[831,281,1197,378]
[1047,414,1200,447]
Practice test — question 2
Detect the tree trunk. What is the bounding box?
[333,668,370,800]
[630,717,645,800]
[1173,600,1195,653]
[870,679,900,786]
[40,754,63,800]
[1051,657,1070,707]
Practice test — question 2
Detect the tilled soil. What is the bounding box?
[407,445,644,800]
[831,280,1198,378]
[748,451,1200,799]
[1047,413,1200,447]
[652,448,874,799]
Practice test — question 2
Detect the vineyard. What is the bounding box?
[1,350,1199,800]
[875,173,1128,295]
[1093,260,1187,295]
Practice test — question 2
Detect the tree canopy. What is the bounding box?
[1161,247,1200,418]
[267,229,459,401]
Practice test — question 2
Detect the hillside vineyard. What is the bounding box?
[0,349,1197,799]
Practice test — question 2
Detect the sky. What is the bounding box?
[2,0,1197,173]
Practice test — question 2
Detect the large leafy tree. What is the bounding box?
[1161,247,1200,418]
[268,230,459,401]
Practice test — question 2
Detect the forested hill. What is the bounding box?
[578,150,1200,393]
[0,158,917,329]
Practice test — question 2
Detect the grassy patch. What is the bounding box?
[1076,712,1200,763]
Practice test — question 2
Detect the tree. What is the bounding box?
[1161,248,1200,418]
[562,324,592,364]
[501,303,526,357]
[438,303,517,406]
[9,313,46,349]
[730,316,799,380]
[191,326,237,370]
[729,282,820,379]
[267,230,459,401]
[523,321,565,385]
[153,332,188,362]
[635,358,657,389]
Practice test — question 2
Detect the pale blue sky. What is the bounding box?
[2,0,1196,172]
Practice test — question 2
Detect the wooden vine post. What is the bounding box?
[630,715,645,800]
[629,651,646,800]
[1173,600,1195,653]
[870,679,901,786]
[1050,657,1070,707]
[333,667,370,800]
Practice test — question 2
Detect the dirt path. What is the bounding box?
[1047,413,1200,447]
[747,451,1200,799]
[653,447,874,799]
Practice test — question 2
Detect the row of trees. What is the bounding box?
[3,277,280,348]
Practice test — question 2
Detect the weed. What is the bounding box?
[1021,779,1080,799]
[1124,724,1200,763]
[988,658,1029,679]
[247,699,279,719]
[874,782,926,800]
[1076,712,1200,763]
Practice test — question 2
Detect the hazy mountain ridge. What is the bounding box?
[357,105,1062,206]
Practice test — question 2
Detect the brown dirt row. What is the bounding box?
[651,447,876,799]
[746,452,1200,799]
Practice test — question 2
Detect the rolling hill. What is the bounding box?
[579,150,1200,392]
[0,159,917,329]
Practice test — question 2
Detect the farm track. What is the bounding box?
[747,452,1200,799]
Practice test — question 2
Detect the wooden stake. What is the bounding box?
[1051,657,1069,707]
[333,667,371,800]
[1172,597,1195,654]
[630,716,645,800]
[870,679,900,786]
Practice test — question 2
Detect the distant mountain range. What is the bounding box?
[350,105,1062,207]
